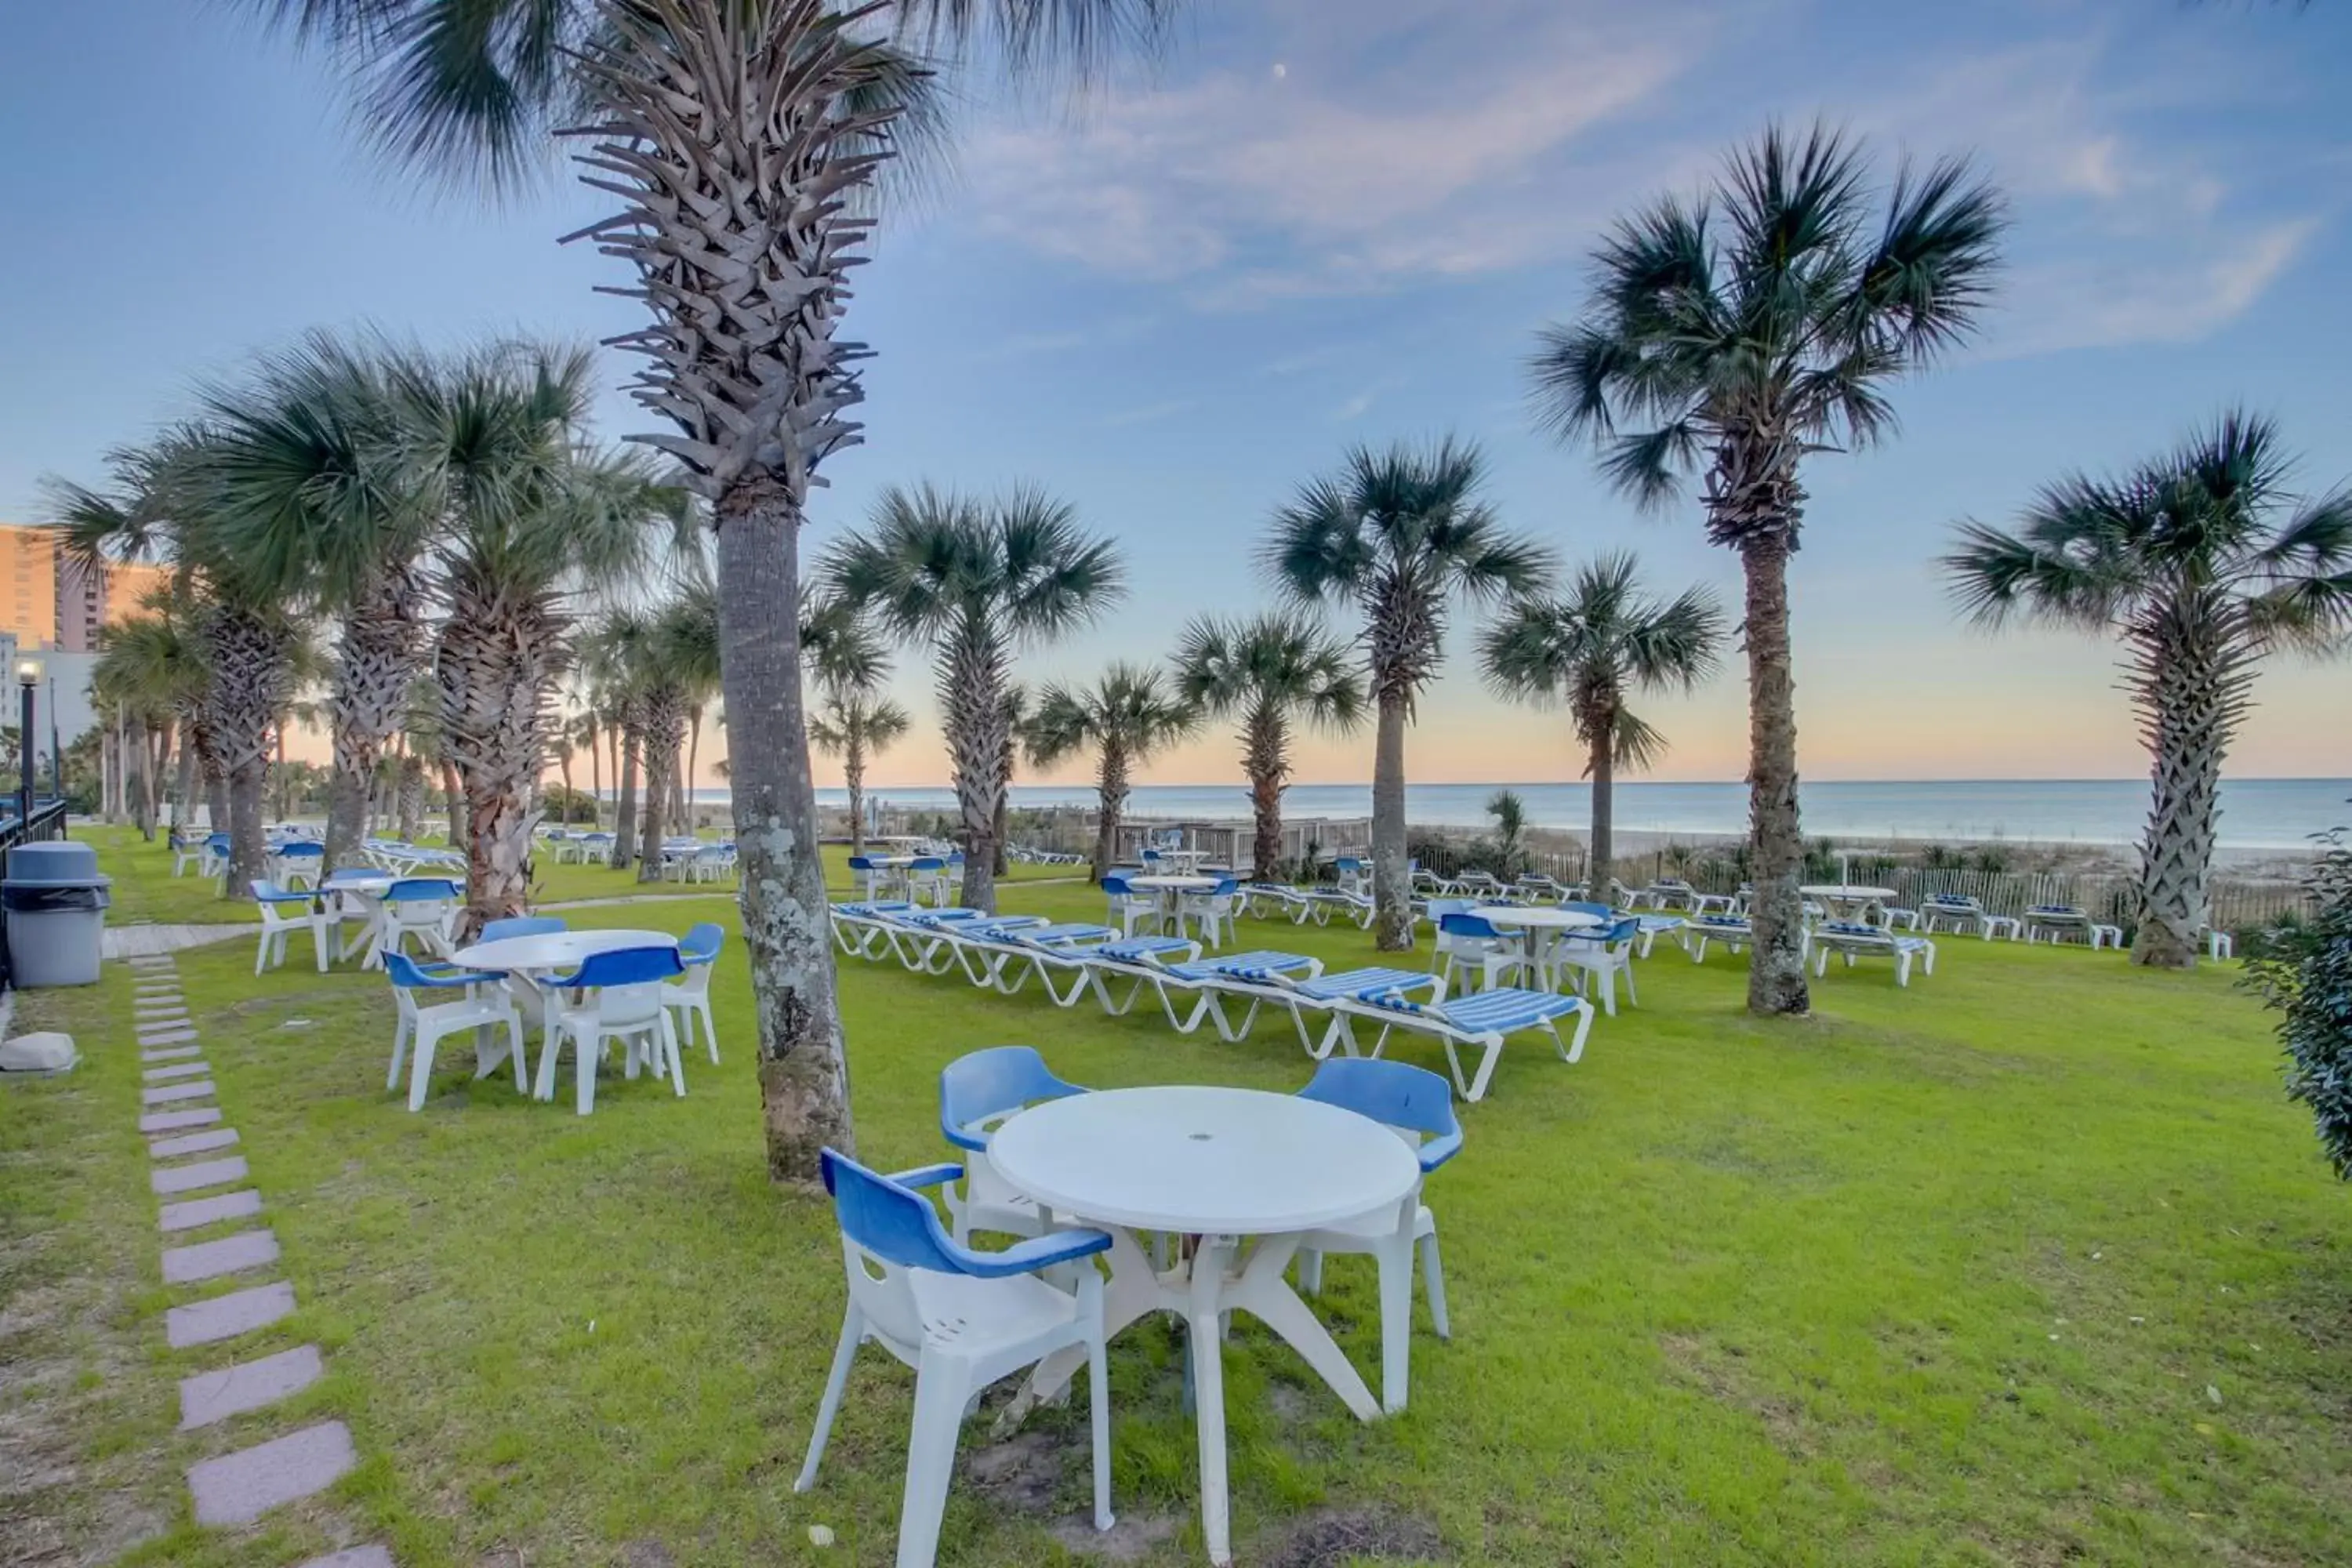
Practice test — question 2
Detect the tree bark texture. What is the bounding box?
[397,754,426,844]
[435,590,561,935]
[717,477,852,1183]
[1245,700,1288,879]
[1584,704,1615,888]
[613,715,643,869]
[946,617,1007,913]
[1738,538,1809,1015]
[1370,689,1411,949]
[636,690,687,884]
[203,605,295,895]
[2129,607,2243,970]
[325,568,427,875]
[844,730,866,855]
[1091,743,1130,884]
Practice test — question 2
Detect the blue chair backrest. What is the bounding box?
[1210,876,1240,896]
[325,866,376,884]
[1298,1058,1461,1143]
[249,878,299,902]
[938,1046,1086,1150]
[387,877,459,902]
[279,841,323,858]
[1437,910,1503,940]
[822,1149,968,1276]
[848,855,875,871]
[481,916,565,942]
[680,921,725,961]
[1140,848,1162,864]
[1565,900,1612,919]
[1335,856,1363,873]
[909,856,946,872]
[563,945,684,988]
[1101,872,1134,895]
[1425,898,1473,922]
[205,833,230,850]
[1602,916,1639,944]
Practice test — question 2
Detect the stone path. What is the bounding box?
[124,951,392,1565]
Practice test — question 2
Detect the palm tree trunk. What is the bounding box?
[557,752,575,823]
[946,619,1007,913]
[1739,537,1809,1014]
[2130,628,2232,970]
[613,717,642,869]
[716,477,853,1183]
[441,759,463,850]
[1587,713,1614,888]
[395,754,423,843]
[1370,688,1411,950]
[587,726,602,828]
[1092,744,1129,884]
[844,730,866,855]
[608,720,622,828]
[1246,702,1286,878]
[274,724,290,823]
[325,575,425,874]
[637,691,685,885]
[684,702,703,827]
[205,606,294,894]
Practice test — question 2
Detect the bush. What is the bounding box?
[2248,827,2352,1179]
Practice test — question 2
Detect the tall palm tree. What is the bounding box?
[571,707,604,827]
[1530,123,2004,1013]
[51,431,305,891]
[93,610,204,838]
[994,684,1029,877]
[1265,437,1548,948]
[250,0,1174,1183]
[804,590,905,855]
[1943,412,2352,969]
[581,608,655,869]
[1480,554,1726,885]
[1027,663,1197,880]
[829,483,1123,911]
[1174,610,1366,878]
[200,332,438,873]
[633,580,724,881]
[401,343,688,931]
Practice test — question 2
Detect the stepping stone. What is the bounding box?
[162,1229,279,1284]
[136,1000,189,1013]
[152,1156,247,1196]
[141,1106,223,1134]
[143,1080,216,1106]
[297,1548,394,1568]
[165,1280,296,1347]
[178,1344,323,1430]
[139,1028,200,1047]
[187,1419,355,1526]
[151,1128,239,1158]
[134,985,182,998]
[143,1044,203,1062]
[144,1062,209,1083]
[160,1190,263,1233]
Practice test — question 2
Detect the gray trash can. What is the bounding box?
[5,841,111,987]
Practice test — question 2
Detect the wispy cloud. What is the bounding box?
[1100,396,1198,428]
[1330,377,1399,423]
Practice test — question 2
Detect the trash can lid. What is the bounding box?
[4,841,109,886]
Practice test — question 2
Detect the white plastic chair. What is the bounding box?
[383,953,527,1112]
[1178,877,1241,949]
[374,878,462,967]
[534,945,688,1115]
[171,833,204,877]
[935,1047,1087,1243]
[1554,913,1640,1015]
[796,1149,1115,1568]
[663,922,725,1064]
[250,880,332,975]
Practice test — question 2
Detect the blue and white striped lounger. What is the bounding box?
[1156,950,1327,1040]
[1683,913,1755,964]
[1243,884,1313,922]
[1300,889,1377,929]
[1811,922,1936,986]
[1335,986,1595,1102]
[831,901,918,959]
[960,923,1116,1000]
[886,909,1022,973]
[1192,964,1445,1058]
[1080,937,1207,1019]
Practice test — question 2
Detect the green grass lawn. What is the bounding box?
[5,829,2349,1566]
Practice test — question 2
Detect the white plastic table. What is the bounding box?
[1800,884,1897,922]
[449,927,678,978]
[1129,874,1224,942]
[1468,903,1604,991]
[990,1086,1420,1566]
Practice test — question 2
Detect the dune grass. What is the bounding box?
[5,829,2348,1566]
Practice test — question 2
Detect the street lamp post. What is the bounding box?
[16,657,41,829]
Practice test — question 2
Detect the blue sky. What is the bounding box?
[4,0,2350,789]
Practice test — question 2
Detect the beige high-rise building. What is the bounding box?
[0,525,61,649]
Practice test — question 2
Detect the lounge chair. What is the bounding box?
[1811,921,1936,986]
[1328,985,1595,1102]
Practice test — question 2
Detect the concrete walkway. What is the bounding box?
[105,924,252,960]
[125,950,391,1566]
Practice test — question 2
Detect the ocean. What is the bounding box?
[677,779,2352,852]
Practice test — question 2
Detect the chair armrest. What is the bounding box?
[1417,1127,1465,1173]
[956,1226,1113,1279]
[401,968,481,991]
[887,1162,968,1190]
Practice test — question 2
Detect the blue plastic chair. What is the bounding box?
[383,952,526,1112]
[665,923,727,1064]
[480,915,566,944]
[536,945,688,1113]
[797,1149,1115,1566]
[937,1047,1088,1243]
[1555,915,1641,1014]
[1434,909,1519,993]
[1293,1058,1464,1413]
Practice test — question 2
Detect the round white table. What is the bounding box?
[1469,903,1602,991]
[991,1086,1420,1566]
[449,927,678,976]
[1128,874,1225,946]
[1800,884,1897,922]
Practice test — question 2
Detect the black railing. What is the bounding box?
[0,798,72,991]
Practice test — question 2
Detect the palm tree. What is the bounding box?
[1027,664,1197,880]
[994,684,1029,877]
[581,608,655,869]
[1943,412,2352,969]
[1479,554,1726,885]
[1174,610,1366,879]
[1486,788,1529,876]
[804,590,905,855]
[571,708,604,827]
[1265,437,1548,949]
[829,483,1123,911]
[93,609,205,838]
[633,581,724,882]
[401,343,688,931]
[1528,122,2004,1015]
[199,332,437,873]
[52,430,305,891]
[249,0,1174,1184]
